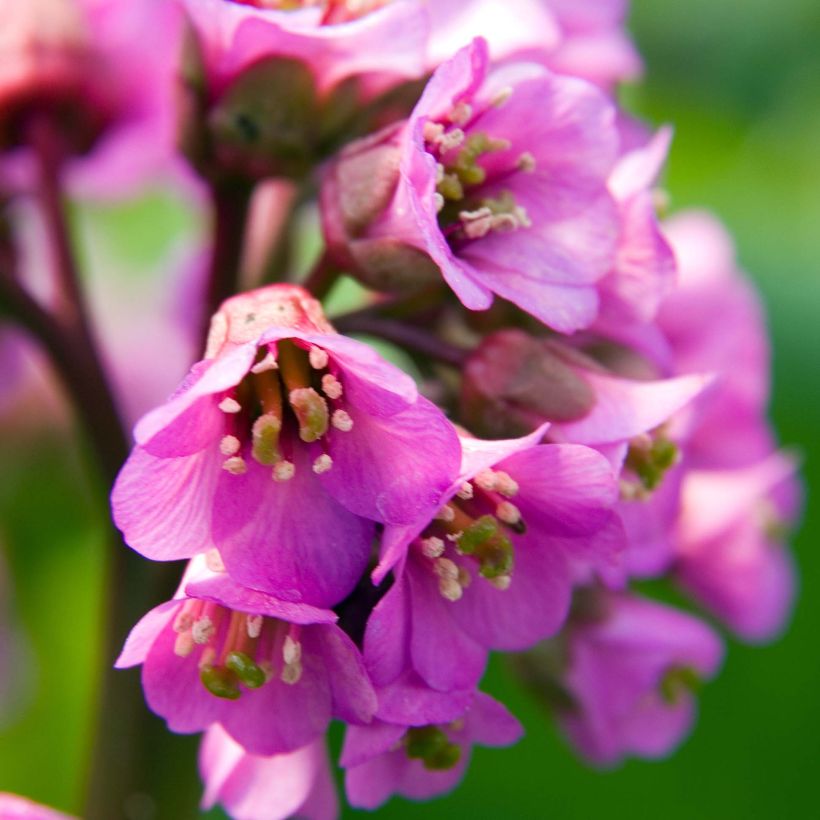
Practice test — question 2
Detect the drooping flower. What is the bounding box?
[321,38,621,332]
[199,725,338,820]
[342,691,522,810]
[674,453,800,642]
[365,429,623,693]
[116,554,377,756]
[112,284,460,607]
[552,591,724,766]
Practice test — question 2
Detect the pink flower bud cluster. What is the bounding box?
[16,1,786,817]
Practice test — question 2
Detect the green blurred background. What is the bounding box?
[1,0,818,817]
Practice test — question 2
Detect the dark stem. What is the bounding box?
[333,313,468,368]
[200,181,253,348]
[302,249,340,301]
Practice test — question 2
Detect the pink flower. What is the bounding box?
[342,691,522,810]
[675,454,800,642]
[321,38,620,332]
[116,555,377,755]
[112,284,460,607]
[199,725,338,820]
[365,429,622,693]
[556,592,724,766]
[0,794,74,819]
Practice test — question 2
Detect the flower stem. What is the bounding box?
[302,249,340,301]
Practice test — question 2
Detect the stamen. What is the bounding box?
[474,470,498,491]
[438,128,465,153]
[312,454,333,474]
[222,456,248,475]
[420,536,445,559]
[457,567,472,589]
[434,557,459,580]
[218,397,241,414]
[491,86,513,106]
[456,482,474,501]
[438,577,463,602]
[447,101,473,126]
[251,413,282,465]
[493,471,519,498]
[423,121,444,143]
[331,409,354,432]
[219,435,241,456]
[277,340,312,392]
[321,373,343,399]
[282,634,302,666]
[273,460,295,482]
[246,615,263,639]
[459,207,495,239]
[174,632,195,657]
[517,151,536,172]
[488,574,511,590]
[289,387,329,442]
[281,662,303,685]
[435,504,456,522]
[495,501,521,526]
[250,352,278,374]
[192,616,216,645]
[308,345,329,370]
[225,651,266,689]
[433,192,445,213]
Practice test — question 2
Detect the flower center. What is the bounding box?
[404,725,462,771]
[172,600,304,700]
[412,467,523,600]
[422,95,535,246]
[621,432,678,500]
[216,339,352,480]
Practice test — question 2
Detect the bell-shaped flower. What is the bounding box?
[116,554,377,756]
[342,691,522,810]
[675,453,800,642]
[321,38,620,332]
[112,284,460,607]
[199,725,337,820]
[365,428,623,693]
[554,591,723,766]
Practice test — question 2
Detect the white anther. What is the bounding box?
[496,501,521,525]
[421,536,445,559]
[438,128,465,153]
[423,121,444,143]
[457,567,472,589]
[474,470,498,491]
[173,611,194,633]
[456,482,474,500]
[218,397,241,414]
[433,192,445,213]
[282,635,302,666]
[220,435,241,456]
[309,345,329,370]
[447,101,473,126]
[273,460,295,482]
[459,206,495,239]
[259,660,274,682]
[192,616,215,644]
[199,647,217,670]
[321,373,343,399]
[446,531,463,543]
[205,549,226,573]
[517,151,536,172]
[174,632,195,657]
[251,352,278,374]
[492,86,513,106]
[438,577,463,602]
[435,504,456,522]
[488,574,512,590]
[312,454,333,474]
[494,471,519,497]
[435,162,445,183]
[281,661,303,685]
[434,557,459,580]
[222,456,248,475]
[331,409,354,432]
[246,615,263,639]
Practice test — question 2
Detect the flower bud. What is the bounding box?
[460,330,596,438]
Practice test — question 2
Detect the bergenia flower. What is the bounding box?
[674,453,800,642]
[365,429,622,692]
[200,725,337,820]
[555,592,723,766]
[116,554,377,756]
[322,37,620,332]
[112,284,460,607]
[342,691,522,810]
[0,794,75,819]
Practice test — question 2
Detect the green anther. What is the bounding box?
[200,665,241,700]
[251,413,282,466]
[289,387,329,443]
[405,726,462,771]
[451,132,509,188]
[659,664,701,705]
[457,514,500,555]
[478,535,514,579]
[225,651,266,689]
[626,437,679,491]
[436,172,464,201]
[482,190,517,216]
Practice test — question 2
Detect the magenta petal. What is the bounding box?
[112,445,222,561]
[467,693,524,747]
[184,574,337,625]
[344,743,413,810]
[115,600,179,669]
[340,721,406,769]
[407,560,487,691]
[450,534,572,650]
[363,572,411,686]
[375,671,474,726]
[213,447,374,607]
[322,396,460,524]
[458,424,550,482]
[304,625,377,724]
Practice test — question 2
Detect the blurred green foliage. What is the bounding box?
[1,1,818,817]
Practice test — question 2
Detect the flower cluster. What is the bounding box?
[0,1,798,817]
